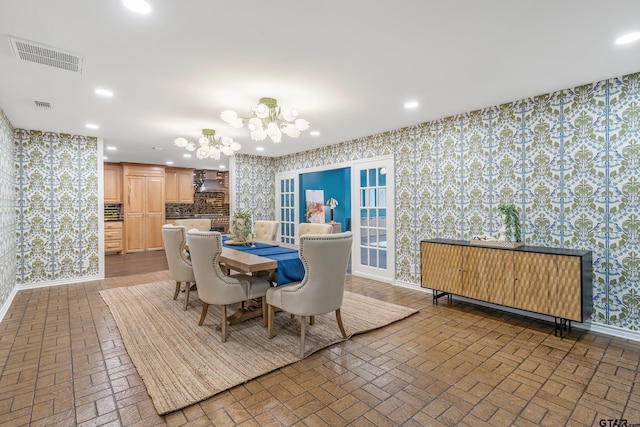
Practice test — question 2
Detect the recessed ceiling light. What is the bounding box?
[309,130,320,136]
[183,154,191,158]
[616,32,640,45]
[122,0,151,14]
[106,146,116,151]
[86,123,99,129]
[103,156,108,160]
[95,88,114,98]
[256,147,265,152]
[166,161,174,165]
[219,165,226,169]
[404,101,419,109]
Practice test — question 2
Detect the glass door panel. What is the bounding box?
[351,158,394,282]
[276,174,297,244]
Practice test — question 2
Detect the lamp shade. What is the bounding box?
[326,198,338,208]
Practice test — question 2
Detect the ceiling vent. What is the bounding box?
[34,101,51,109]
[9,36,83,74]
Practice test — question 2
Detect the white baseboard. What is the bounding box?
[0,285,18,324]
[17,274,103,290]
[389,280,640,344]
[391,280,429,292]
[573,320,640,342]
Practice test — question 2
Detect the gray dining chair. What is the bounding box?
[174,218,211,231]
[298,223,332,236]
[266,231,353,357]
[161,224,196,310]
[254,220,279,241]
[186,230,271,342]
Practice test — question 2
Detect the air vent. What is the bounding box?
[34,101,51,109]
[9,36,83,74]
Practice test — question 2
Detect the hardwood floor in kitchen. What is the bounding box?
[105,251,168,277]
[1,251,639,426]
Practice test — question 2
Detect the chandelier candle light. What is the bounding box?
[174,129,241,160]
[220,97,310,143]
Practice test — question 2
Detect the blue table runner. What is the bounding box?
[222,237,304,285]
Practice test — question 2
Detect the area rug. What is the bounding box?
[99,281,418,415]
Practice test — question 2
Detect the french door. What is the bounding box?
[275,157,394,283]
[351,157,394,282]
[275,172,298,244]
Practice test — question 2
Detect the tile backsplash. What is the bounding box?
[166,193,229,219]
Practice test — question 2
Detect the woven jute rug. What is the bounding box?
[99,281,418,415]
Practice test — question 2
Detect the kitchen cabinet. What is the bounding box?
[104,163,122,203]
[165,167,195,203]
[104,221,123,254]
[420,239,592,334]
[122,164,165,253]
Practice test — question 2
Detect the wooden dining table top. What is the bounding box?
[218,239,298,274]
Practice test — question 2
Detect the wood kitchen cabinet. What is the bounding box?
[122,164,165,253]
[420,239,593,334]
[165,167,195,203]
[104,163,122,203]
[104,221,123,254]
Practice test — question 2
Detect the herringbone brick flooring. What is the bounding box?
[1,259,639,426]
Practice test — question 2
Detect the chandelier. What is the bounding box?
[220,97,310,143]
[174,129,241,160]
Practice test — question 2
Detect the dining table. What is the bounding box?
[218,237,303,324]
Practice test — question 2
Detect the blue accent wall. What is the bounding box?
[299,168,351,232]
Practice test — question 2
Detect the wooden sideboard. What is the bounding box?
[420,239,593,336]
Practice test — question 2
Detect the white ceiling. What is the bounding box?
[1,0,640,170]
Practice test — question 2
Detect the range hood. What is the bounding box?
[195,170,225,193]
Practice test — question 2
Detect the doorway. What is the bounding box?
[275,155,394,283]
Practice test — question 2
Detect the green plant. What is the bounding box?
[231,209,253,244]
[498,203,522,242]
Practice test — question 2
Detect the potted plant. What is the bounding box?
[498,203,522,243]
[231,209,253,244]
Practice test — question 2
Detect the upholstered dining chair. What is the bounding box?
[266,231,353,358]
[298,222,332,236]
[186,230,271,342]
[254,220,279,241]
[174,218,211,231]
[161,224,196,310]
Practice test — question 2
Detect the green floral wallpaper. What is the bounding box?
[234,154,277,221]
[14,130,100,284]
[234,70,640,333]
[0,108,16,312]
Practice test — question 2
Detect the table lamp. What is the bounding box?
[326,198,338,223]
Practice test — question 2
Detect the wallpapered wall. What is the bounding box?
[0,109,16,310]
[234,71,640,332]
[14,130,100,285]
[233,154,277,219]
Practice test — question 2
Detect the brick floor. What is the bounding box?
[1,267,639,426]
